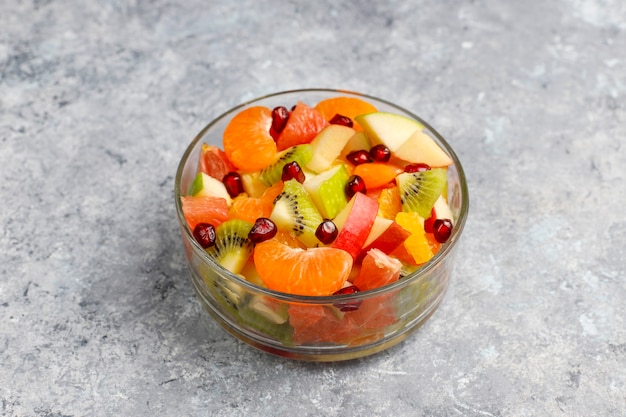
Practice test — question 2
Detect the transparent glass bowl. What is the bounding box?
[174,89,469,361]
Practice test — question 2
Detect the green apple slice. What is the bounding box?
[303,164,350,219]
[393,129,453,167]
[188,172,232,204]
[355,112,424,152]
[340,131,371,157]
[307,125,356,173]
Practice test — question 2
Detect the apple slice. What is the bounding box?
[357,218,411,262]
[303,164,350,219]
[433,195,454,224]
[393,129,453,167]
[307,124,356,173]
[340,131,371,157]
[188,172,232,204]
[354,112,423,152]
[332,192,379,261]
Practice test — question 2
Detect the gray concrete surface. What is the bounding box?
[1,0,625,416]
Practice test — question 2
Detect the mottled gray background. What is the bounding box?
[1,0,625,416]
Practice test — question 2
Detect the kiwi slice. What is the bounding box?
[259,144,313,186]
[270,179,323,247]
[396,168,448,218]
[238,300,294,345]
[205,219,255,274]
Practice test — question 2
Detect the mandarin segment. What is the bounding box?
[223,106,277,171]
[352,162,403,190]
[253,240,352,296]
[314,96,378,131]
[228,195,273,223]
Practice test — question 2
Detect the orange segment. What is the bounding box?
[377,186,402,219]
[228,195,273,223]
[223,106,277,171]
[253,240,352,296]
[353,248,402,291]
[395,212,434,264]
[275,102,328,151]
[180,196,229,230]
[314,96,378,130]
[353,162,403,190]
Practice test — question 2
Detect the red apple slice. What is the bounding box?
[332,192,379,261]
[357,218,411,263]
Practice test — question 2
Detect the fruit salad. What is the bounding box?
[181,96,456,297]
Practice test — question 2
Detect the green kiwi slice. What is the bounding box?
[396,168,448,218]
[270,179,323,247]
[259,144,313,186]
[205,219,255,274]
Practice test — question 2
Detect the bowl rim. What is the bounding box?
[175,88,469,303]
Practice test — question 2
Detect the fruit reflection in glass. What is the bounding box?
[175,89,468,361]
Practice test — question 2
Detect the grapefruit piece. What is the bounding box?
[314,96,378,130]
[180,196,229,230]
[288,304,361,344]
[353,248,402,291]
[253,240,352,296]
[275,101,328,151]
[347,293,397,329]
[198,144,236,180]
[223,106,277,171]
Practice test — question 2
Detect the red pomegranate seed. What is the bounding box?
[222,172,244,198]
[404,163,431,173]
[248,217,278,244]
[423,207,437,233]
[193,223,216,248]
[333,285,362,312]
[346,149,373,166]
[433,219,453,243]
[369,144,391,162]
[345,175,367,199]
[329,113,353,128]
[281,161,306,183]
[271,106,289,132]
[315,220,338,244]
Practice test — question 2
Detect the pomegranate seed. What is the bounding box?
[222,172,244,198]
[281,161,306,183]
[271,106,289,133]
[329,113,353,128]
[345,175,367,199]
[333,285,362,312]
[369,144,391,162]
[315,219,338,244]
[346,149,373,166]
[248,217,278,244]
[193,223,216,248]
[404,163,431,173]
[433,218,453,243]
[423,207,437,233]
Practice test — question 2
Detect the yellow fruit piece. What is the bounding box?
[377,186,402,220]
[395,212,434,264]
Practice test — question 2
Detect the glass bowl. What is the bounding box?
[174,89,469,361]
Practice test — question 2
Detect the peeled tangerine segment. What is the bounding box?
[354,112,424,152]
[396,168,448,218]
[206,219,255,274]
[303,164,350,219]
[259,144,313,186]
[270,179,324,247]
[254,240,352,296]
[223,106,277,171]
